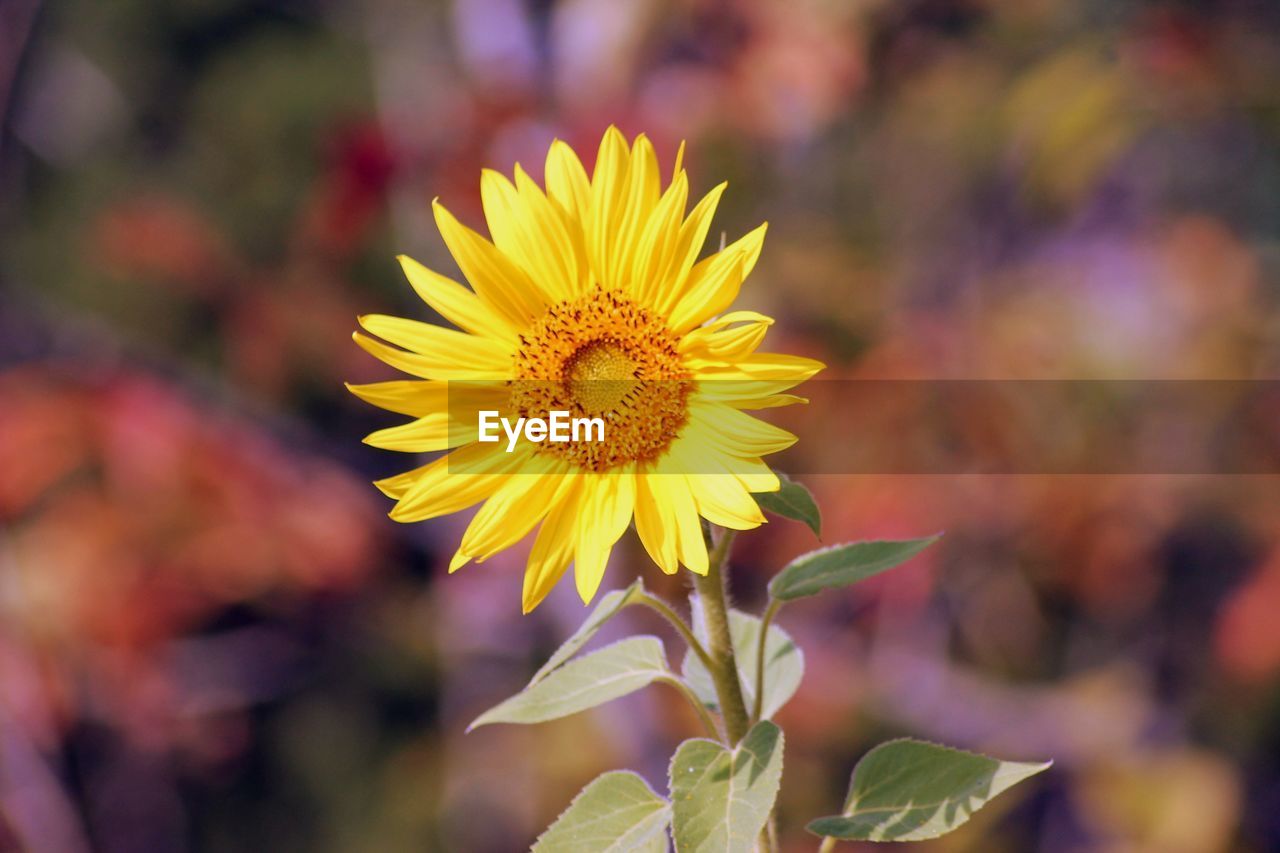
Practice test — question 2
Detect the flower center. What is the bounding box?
[509,287,691,471]
[565,340,639,412]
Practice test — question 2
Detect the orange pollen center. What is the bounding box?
[509,287,692,471]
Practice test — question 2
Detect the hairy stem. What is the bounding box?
[691,527,751,745]
[636,591,715,674]
[752,597,783,722]
[657,676,722,740]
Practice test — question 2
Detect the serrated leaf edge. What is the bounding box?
[469,635,671,731]
[753,472,821,537]
[668,722,785,853]
[769,534,943,600]
[530,578,647,685]
[805,737,1052,842]
[532,770,672,853]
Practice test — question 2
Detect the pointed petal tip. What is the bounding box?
[387,500,418,523]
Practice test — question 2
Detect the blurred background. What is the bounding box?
[3,0,1280,850]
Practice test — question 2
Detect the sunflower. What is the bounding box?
[348,128,822,612]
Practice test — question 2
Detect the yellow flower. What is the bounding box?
[348,128,822,612]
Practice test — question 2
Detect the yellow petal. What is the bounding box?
[433,200,545,325]
[634,474,679,574]
[651,182,727,315]
[457,467,569,566]
[523,479,583,613]
[667,254,745,334]
[363,412,456,452]
[692,377,811,410]
[373,462,433,499]
[686,471,766,530]
[545,139,591,227]
[356,315,512,378]
[668,223,767,333]
[679,311,774,362]
[687,400,797,456]
[360,383,507,450]
[352,331,448,380]
[609,135,662,288]
[696,352,826,382]
[674,428,782,495]
[694,378,810,403]
[586,126,632,288]
[574,472,636,604]
[665,434,771,523]
[389,443,529,522]
[515,165,589,294]
[481,168,577,302]
[345,380,446,418]
[648,463,708,575]
[397,255,517,342]
[730,394,808,409]
[629,170,689,306]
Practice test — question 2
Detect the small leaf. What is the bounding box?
[753,471,821,537]
[531,578,647,683]
[470,636,670,730]
[681,608,803,719]
[769,535,940,601]
[807,738,1051,842]
[533,770,671,853]
[670,721,785,853]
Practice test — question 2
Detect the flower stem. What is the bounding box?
[658,676,722,740]
[752,597,783,722]
[636,591,715,674]
[817,836,837,853]
[691,527,751,745]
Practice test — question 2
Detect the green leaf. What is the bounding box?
[768,535,941,601]
[753,471,821,537]
[807,739,1051,842]
[531,579,647,684]
[533,770,671,853]
[681,608,803,720]
[469,636,671,730]
[669,721,785,853]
